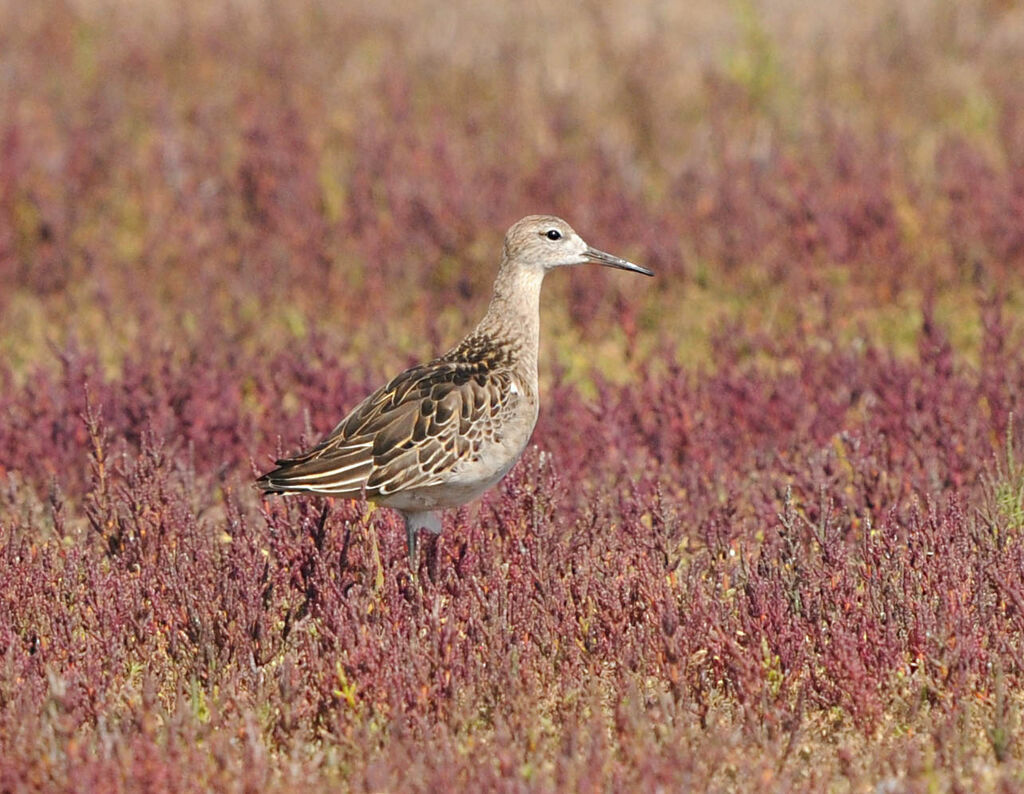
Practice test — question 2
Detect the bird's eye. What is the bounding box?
[545,229,562,241]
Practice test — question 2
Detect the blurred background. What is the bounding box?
[3,0,1022,382]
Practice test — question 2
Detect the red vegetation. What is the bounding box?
[2,302,1023,789]
[2,1,1024,790]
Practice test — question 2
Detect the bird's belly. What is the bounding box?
[378,408,536,512]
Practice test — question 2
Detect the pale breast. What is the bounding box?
[440,375,537,487]
[379,375,538,512]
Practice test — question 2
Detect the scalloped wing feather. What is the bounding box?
[257,350,517,500]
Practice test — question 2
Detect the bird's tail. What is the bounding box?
[256,454,372,497]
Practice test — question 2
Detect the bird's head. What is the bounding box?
[502,215,653,277]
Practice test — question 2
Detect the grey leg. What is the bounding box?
[403,511,442,567]
[406,519,418,567]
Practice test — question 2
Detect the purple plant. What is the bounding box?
[2,2,1024,790]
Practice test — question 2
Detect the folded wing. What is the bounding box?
[257,359,514,499]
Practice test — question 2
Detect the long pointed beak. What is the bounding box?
[583,247,654,276]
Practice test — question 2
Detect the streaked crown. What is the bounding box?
[501,215,586,271]
[500,215,653,277]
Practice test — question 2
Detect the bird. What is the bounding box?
[257,215,653,565]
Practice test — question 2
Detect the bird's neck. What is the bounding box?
[473,261,545,377]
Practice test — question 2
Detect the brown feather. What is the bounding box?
[257,333,524,498]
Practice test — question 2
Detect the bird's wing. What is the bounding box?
[257,359,515,498]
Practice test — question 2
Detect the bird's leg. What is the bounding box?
[403,511,442,568]
[406,519,418,567]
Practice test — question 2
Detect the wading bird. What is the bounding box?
[258,215,652,564]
